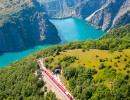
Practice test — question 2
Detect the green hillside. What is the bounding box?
[0,0,33,26]
[43,24,130,100]
[44,49,130,99]
[0,0,61,52]
[100,24,130,40]
[0,24,130,99]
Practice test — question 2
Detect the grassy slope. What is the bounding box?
[42,24,130,99]
[44,49,130,87]
[0,22,129,99]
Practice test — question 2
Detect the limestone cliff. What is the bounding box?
[87,0,130,31]
[39,0,130,31]
[0,0,61,52]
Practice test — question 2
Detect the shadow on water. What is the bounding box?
[0,43,57,67]
[0,17,106,67]
[0,43,54,56]
[57,31,68,44]
[0,52,3,56]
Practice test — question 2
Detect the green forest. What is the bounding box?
[0,24,130,99]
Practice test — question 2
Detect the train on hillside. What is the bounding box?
[42,68,72,100]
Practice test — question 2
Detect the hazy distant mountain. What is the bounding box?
[39,0,130,31]
[0,0,61,52]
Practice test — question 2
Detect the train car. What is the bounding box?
[45,71,53,79]
[42,68,73,100]
[53,78,59,85]
[58,84,66,93]
[67,94,72,99]
[65,92,73,99]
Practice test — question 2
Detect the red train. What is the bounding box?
[42,68,72,100]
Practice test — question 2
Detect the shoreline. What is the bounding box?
[49,16,72,20]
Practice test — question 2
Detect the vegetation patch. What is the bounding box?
[0,24,130,99]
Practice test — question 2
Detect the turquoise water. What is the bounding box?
[0,18,105,67]
[50,18,105,42]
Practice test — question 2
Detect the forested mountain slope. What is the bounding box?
[39,0,130,31]
[0,0,61,53]
[0,24,129,99]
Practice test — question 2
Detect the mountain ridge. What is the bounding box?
[39,0,130,31]
[0,0,61,53]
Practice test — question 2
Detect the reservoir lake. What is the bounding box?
[0,18,105,67]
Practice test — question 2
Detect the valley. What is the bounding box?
[39,0,130,31]
[0,0,129,100]
[0,24,129,99]
[0,18,105,67]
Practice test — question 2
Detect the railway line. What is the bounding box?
[37,59,73,100]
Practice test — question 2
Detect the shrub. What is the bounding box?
[44,86,47,92]
[125,64,130,68]
[123,68,126,70]
[105,58,108,61]
[99,59,102,62]
[99,59,105,62]
[107,65,112,69]
[114,62,118,67]
[118,68,121,71]
[102,59,105,62]
[91,69,98,75]
[117,60,120,63]
[93,65,95,67]
[123,75,129,80]
[124,58,127,61]
[125,55,128,57]
[127,70,130,73]
[110,58,112,62]
[114,56,120,59]
[99,63,106,69]
[118,50,122,52]
[55,50,60,55]
[117,56,120,59]
[45,58,54,64]
[45,64,48,68]
[82,49,85,52]
[96,55,99,57]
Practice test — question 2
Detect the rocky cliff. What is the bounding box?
[39,0,130,31]
[111,10,130,30]
[87,0,130,31]
[0,0,61,52]
[39,0,104,19]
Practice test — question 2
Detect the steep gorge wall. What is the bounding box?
[0,0,61,52]
[87,0,130,31]
[39,0,104,19]
[39,0,130,31]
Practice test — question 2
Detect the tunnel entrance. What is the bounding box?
[56,70,60,75]
[53,67,61,75]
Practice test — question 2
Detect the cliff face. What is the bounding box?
[0,0,61,52]
[111,10,130,30]
[87,0,130,31]
[39,0,113,19]
[39,0,102,19]
[39,0,130,31]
